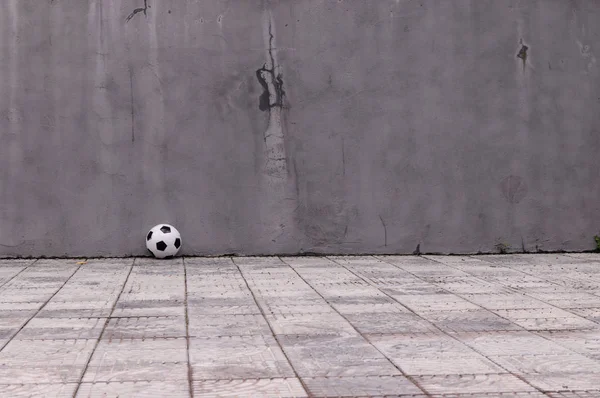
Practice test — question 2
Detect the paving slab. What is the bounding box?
[189,314,273,337]
[380,282,448,295]
[512,316,598,331]
[0,288,59,303]
[82,338,188,382]
[190,335,295,379]
[421,309,522,333]
[536,329,600,359]
[0,314,32,339]
[570,307,600,322]
[545,392,600,398]
[429,394,547,398]
[102,316,186,339]
[192,378,307,398]
[188,303,261,315]
[265,312,357,336]
[278,334,400,377]
[437,279,512,294]
[456,331,575,356]
[489,353,600,374]
[345,312,439,334]
[16,317,105,340]
[0,302,42,311]
[525,373,600,391]
[392,294,482,312]
[0,339,96,383]
[112,299,186,317]
[76,381,190,397]
[0,255,598,395]
[0,383,77,397]
[38,301,115,318]
[413,374,537,394]
[262,303,335,315]
[368,332,482,358]
[332,302,410,314]
[0,259,35,266]
[395,355,506,376]
[493,308,575,319]
[462,293,552,310]
[301,375,423,396]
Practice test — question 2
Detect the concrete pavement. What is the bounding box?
[0,254,599,397]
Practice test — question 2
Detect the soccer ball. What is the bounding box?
[146,224,182,258]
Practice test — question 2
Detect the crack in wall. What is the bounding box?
[257,7,287,178]
[129,69,135,142]
[379,215,387,247]
[256,23,285,111]
[341,137,346,176]
[126,0,149,22]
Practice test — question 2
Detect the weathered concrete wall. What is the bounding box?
[1,0,599,257]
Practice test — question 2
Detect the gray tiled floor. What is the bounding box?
[0,254,599,397]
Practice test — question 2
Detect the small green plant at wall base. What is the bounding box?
[495,242,510,254]
[595,235,600,252]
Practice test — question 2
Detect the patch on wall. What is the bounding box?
[500,175,528,204]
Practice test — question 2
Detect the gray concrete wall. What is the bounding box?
[1,0,599,257]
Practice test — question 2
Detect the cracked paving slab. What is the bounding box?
[0,254,598,396]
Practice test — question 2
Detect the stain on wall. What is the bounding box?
[1,0,599,257]
[500,175,528,205]
[517,40,529,70]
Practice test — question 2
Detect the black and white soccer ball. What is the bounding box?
[146,224,182,258]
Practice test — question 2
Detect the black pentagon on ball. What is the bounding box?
[160,226,171,234]
[174,238,181,249]
[147,231,153,241]
[156,241,167,251]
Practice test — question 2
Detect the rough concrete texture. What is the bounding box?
[0,254,599,396]
[1,0,599,257]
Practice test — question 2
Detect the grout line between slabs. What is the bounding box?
[371,255,555,396]
[450,255,600,360]
[0,259,38,290]
[278,256,434,398]
[183,257,195,398]
[0,259,80,352]
[417,255,600,337]
[231,257,313,398]
[469,256,600,323]
[71,258,135,398]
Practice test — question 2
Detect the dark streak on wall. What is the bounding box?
[126,0,149,22]
[517,41,529,69]
[256,22,286,111]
